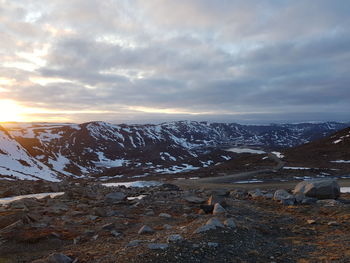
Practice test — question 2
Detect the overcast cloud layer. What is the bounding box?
[1,0,350,123]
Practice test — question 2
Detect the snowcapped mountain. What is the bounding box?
[0,121,348,180]
[0,125,58,181]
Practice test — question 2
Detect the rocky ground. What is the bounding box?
[0,179,349,263]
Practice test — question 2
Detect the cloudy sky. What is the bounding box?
[0,0,350,124]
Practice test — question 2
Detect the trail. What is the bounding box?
[176,152,286,188]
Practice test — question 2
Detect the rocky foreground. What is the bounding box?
[0,179,349,263]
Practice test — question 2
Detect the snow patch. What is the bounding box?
[0,192,64,205]
[226,147,265,154]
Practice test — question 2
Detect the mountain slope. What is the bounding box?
[0,125,59,181]
[1,121,348,180]
[284,126,350,170]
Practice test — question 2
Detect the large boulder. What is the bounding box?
[293,179,340,199]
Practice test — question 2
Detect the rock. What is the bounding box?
[159,213,172,218]
[127,240,142,247]
[328,221,340,226]
[111,230,122,237]
[207,195,225,206]
[138,225,154,235]
[104,192,126,203]
[307,219,316,225]
[148,243,168,250]
[184,196,205,204]
[281,199,295,206]
[263,193,273,199]
[47,253,73,263]
[248,189,263,198]
[293,179,340,199]
[195,217,224,233]
[301,197,318,205]
[212,203,226,215]
[167,234,183,243]
[145,210,155,216]
[163,224,172,230]
[101,223,115,231]
[207,242,219,247]
[273,189,294,202]
[294,193,306,203]
[224,218,236,228]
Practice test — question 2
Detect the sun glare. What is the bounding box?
[0,100,26,122]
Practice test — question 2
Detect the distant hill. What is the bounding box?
[0,121,348,181]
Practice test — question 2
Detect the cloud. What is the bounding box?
[0,0,350,123]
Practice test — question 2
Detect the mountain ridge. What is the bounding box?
[0,120,348,181]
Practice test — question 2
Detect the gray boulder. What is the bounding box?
[195,217,224,233]
[167,234,183,243]
[274,189,293,201]
[148,243,169,250]
[293,179,340,199]
[138,225,154,234]
[212,203,226,215]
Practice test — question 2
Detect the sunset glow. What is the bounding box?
[0,100,27,122]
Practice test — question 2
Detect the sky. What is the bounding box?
[0,0,350,124]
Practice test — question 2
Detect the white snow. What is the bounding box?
[226,147,265,154]
[94,152,129,168]
[340,187,350,193]
[127,195,147,200]
[154,164,199,174]
[333,139,342,144]
[234,180,264,184]
[102,181,163,188]
[0,129,58,181]
[48,154,72,176]
[0,192,64,205]
[331,160,350,164]
[283,166,312,170]
[271,151,284,158]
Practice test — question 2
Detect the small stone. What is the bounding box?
[145,210,155,216]
[224,218,236,228]
[138,225,154,235]
[212,203,226,215]
[163,224,173,230]
[148,243,169,250]
[127,240,142,247]
[328,221,340,226]
[101,223,115,230]
[207,242,219,248]
[307,219,316,225]
[195,217,224,233]
[159,213,172,218]
[111,230,122,237]
[248,189,263,198]
[167,234,183,243]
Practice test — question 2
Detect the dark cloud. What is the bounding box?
[1,0,350,123]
